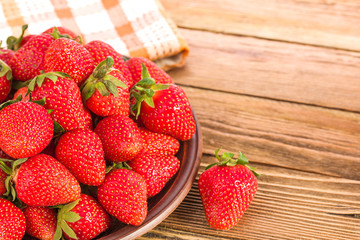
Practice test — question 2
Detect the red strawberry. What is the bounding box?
[0,59,12,103]
[9,33,55,81]
[44,38,95,86]
[43,26,80,43]
[97,167,147,226]
[128,153,180,197]
[198,149,259,230]
[0,48,14,65]
[94,115,143,162]
[0,100,53,158]
[85,40,133,87]
[23,206,57,240]
[12,86,29,101]
[0,198,26,240]
[81,57,130,117]
[131,66,196,141]
[126,57,173,88]
[30,72,91,131]
[55,128,106,186]
[139,127,180,156]
[13,154,81,207]
[62,194,111,240]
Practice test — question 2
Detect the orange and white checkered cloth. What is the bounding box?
[0,0,189,70]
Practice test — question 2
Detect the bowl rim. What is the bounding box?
[99,112,203,240]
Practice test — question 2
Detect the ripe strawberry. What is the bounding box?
[198,149,259,230]
[94,115,143,162]
[9,33,55,81]
[126,57,173,88]
[29,72,91,131]
[131,66,196,141]
[81,57,130,117]
[13,154,81,207]
[23,206,57,240]
[44,38,95,86]
[0,198,26,240]
[0,100,53,158]
[0,48,14,65]
[85,40,133,87]
[43,26,80,43]
[61,194,111,240]
[55,128,106,186]
[97,167,147,226]
[139,127,180,156]
[0,59,12,103]
[128,153,180,197]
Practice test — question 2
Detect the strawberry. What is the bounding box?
[126,57,173,88]
[198,149,259,230]
[12,86,29,101]
[81,57,130,117]
[61,194,111,240]
[44,38,95,86]
[23,206,57,240]
[29,72,91,131]
[55,128,106,186]
[0,59,12,103]
[97,167,147,226]
[128,153,180,197]
[12,154,81,207]
[94,115,143,162]
[139,127,180,156]
[85,40,133,87]
[0,100,53,158]
[0,198,26,240]
[9,33,55,81]
[131,65,196,141]
[0,48,14,65]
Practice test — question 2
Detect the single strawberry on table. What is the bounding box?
[0,100,53,158]
[128,152,180,197]
[131,64,196,141]
[55,128,106,186]
[23,206,57,240]
[81,56,130,117]
[0,198,26,240]
[198,149,259,230]
[97,164,148,226]
[94,115,143,162]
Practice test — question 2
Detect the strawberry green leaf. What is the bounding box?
[141,63,151,79]
[12,158,28,171]
[54,121,65,133]
[5,70,12,81]
[61,220,78,239]
[4,176,11,196]
[151,84,171,91]
[237,152,249,165]
[63,211,81,223]
[103,75,127,89]
[53,224,62,240]
[32,97,46,106]
[95,82,110,96]
[62,199,81,213]
[103,80,119,97]
[82,81,96,100]
[6,24,28,51]
[105,56,114,68]
[28,78,36,91]
[144,96,155,108]
[0,161,11,175]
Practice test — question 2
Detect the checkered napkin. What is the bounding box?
[0,0,189,70]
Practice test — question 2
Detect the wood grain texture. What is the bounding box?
[180,86,360,180]
[139,157,360,240]
[161,0,360,51]
[169,28,360,112]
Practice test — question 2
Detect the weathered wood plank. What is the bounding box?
[180,86,360,180]
[162,0,360,51]
[141,159,360,240]
[169,28,360,112]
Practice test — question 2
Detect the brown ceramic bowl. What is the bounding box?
[96,113,202,240]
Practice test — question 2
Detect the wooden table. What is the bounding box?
[141,1,360,239]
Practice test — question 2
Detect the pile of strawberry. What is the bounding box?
[0,25,196,240]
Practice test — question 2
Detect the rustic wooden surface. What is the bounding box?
[139,0,360,239]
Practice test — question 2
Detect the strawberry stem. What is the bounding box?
[206,148,260,177]
[6,24,28,51]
